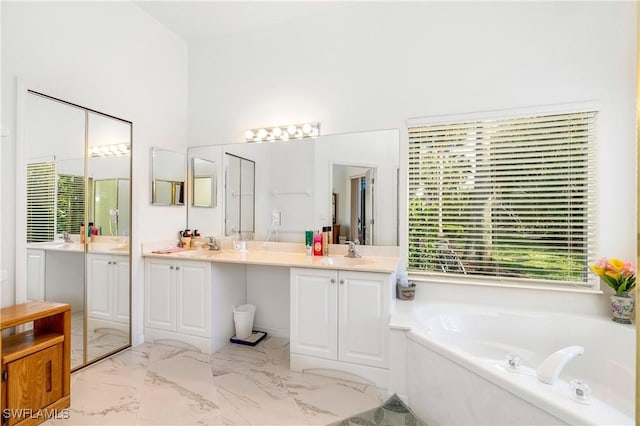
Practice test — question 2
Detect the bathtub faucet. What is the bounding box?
[536,345,584,385]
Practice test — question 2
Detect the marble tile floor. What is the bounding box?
[47,336,386,425]
[71,312,130,369]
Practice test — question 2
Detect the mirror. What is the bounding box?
[151,147,185,205]
[192,157,217,208]
[187,129,399,245]
[224,153,255,237]
[23,90,131,370]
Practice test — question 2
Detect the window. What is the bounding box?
[26,163,85,242]
[408,109,597,287]
[26,162,56,243]
[56,173,85,235]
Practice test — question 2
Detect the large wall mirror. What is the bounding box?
[186,129,399,246]
[22,90,132,370]
[151,147,185,205]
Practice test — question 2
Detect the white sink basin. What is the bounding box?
[318,257,374,267]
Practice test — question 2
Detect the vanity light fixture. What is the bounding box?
[245,122,320,143]
[90,143,130,157]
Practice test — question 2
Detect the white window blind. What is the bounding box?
[408,110,597,286]
[27,162,55,243]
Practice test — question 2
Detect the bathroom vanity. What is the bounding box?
[143,244,398,386]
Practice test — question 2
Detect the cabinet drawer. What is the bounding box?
[3,343,63,426]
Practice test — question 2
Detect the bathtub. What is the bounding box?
[400,303,635,425]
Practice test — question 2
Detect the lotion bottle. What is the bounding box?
[313,231,323,256]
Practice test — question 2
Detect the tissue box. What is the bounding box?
[396,282,416,301]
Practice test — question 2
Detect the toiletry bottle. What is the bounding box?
[313,231,323,256]
[90,223,99,242]
[80,223,85,244]
[88,222,94,237]
[322,226,329,256]
[305,229,313,256]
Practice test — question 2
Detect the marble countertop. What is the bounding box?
[27,239,129,256]
[143,245,399,274]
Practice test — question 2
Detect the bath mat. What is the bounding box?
[330,394,427,426]
[229,330,267,346]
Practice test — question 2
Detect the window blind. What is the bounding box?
[408,111,597,286]
[26,162,56,243]
[56,173,85,235]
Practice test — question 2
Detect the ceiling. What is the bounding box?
[135,1,350,42]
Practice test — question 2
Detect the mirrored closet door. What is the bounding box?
[23,90,131,370]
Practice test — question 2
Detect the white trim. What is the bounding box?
[15,78,28,304]
[290,353,388,388]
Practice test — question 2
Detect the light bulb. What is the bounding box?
[281,132,289,140]
[272,127,282,138]
[245,129,255,140]
[100,146,109,153]
[310,127,319,137]
[296,130,304,139]
[302,123,312,134]
[287,125,297,135]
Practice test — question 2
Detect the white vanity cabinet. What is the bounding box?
[26,249,46,301]
[290,267,394,385]
[87,253,130,331]
[144,258,211,348]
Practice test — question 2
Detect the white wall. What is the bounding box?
[189,2,637,312]
[1,2,189,348]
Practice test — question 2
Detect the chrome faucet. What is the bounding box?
[345,240,361,258]
[536,345,584,385]
[62,232,73,243]
[207,236,221,251]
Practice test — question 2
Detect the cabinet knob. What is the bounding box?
[107,261,112,265]
[330,278,335,284]
[339,279,344,285]
[176,266,180,270]
[170,266,174,270]
[113,261,117,265]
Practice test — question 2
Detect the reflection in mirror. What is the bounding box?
[187,129,399,246]
[22,90,131,371]
[333,165,376,245]
[225,153,255,237]
[86,111,131,363]
[151,147,185,205]
[192,157,217,207]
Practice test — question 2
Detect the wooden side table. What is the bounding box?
[1,301,71,426]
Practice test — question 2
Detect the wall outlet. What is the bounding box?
[272,209,281,226]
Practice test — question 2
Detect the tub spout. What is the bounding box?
[536,345,584,385]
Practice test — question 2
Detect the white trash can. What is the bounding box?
[233,304,256,339]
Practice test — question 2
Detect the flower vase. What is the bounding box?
[609,292,634,324]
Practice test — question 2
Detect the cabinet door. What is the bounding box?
[145,260,176,331]
[113,257,130,324]
[87,254,112,321]
[26,249,45,301]
[338,271,390,368]
[5,343,63,426]
[290,268,337,360]
[176,261,211,337]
